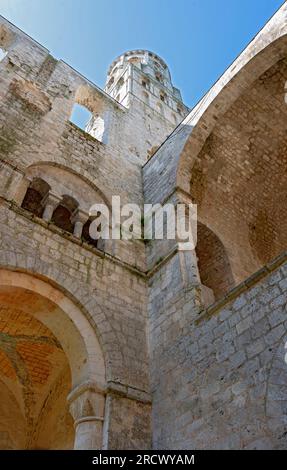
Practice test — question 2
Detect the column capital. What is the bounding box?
[68,381,106,425]
[71,208,89,225]
[42,192,62,222]
[41,191,61,209]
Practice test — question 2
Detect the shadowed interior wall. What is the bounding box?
[196,222,235,300]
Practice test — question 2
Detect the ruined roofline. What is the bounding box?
[0,14,49,52]
[0,15,126,112]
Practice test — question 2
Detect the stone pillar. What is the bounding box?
[127,63,133,94]
[42,192,61,222]
[146,190,204,448]
[12,175,31,205]
[71,209,89,238]
[68,383,106,450]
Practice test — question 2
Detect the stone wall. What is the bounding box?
[150,251,287,449]
[0,3,287,450]
[0,200,150,448]
[144,4,287,450]
[0,14,158,447]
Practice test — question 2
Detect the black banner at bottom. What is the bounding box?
[0,450,284,466]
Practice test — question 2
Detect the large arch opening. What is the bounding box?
[0,269,106,449]
[0,306,74,449]
[189,56,287,285]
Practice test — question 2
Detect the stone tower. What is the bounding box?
[1,3,287,451]
[105,50,186,121]
[87,50,189,160]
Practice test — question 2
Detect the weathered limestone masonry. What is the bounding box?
[149,250,287,449]
[0,3,287,450]
[144,3,287,450]
[0,16,187,450]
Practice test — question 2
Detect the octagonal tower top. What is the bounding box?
[104,50,188,120]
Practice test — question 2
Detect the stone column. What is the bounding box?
[127,63,133,94]
[68,383,106,450]
[71,209,89,238]
[12,175,31,205]
[42,192,61,222]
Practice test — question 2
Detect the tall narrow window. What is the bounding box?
[160,91,167,103]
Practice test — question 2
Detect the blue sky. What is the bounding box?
[0,0,284,108]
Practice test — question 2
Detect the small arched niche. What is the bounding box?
[160,91,167,103]
[196,222,235,305]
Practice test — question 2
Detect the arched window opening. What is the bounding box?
[142,78,150,90]
[142,91,149,104]
[196,222,235,305]
[117,77,124,87]
[160,91,167,103]
[155,72,163,84]
[107,76,114,89]
[51,195,78,233]
[21,178,50,217]
[0,271,106,449]
[70,103,93,132]
[72,85,110,143]
[82,217,100,249]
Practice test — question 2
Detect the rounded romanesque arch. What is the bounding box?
[0,250,119,381]
[23,162,111,210]
[145,15,287,194]
[144,6,287,298]
[181,42,287,283]
[0,269,105,388]
[145,6,287,201]
[175,6,287,194]
[0,268,107,449]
